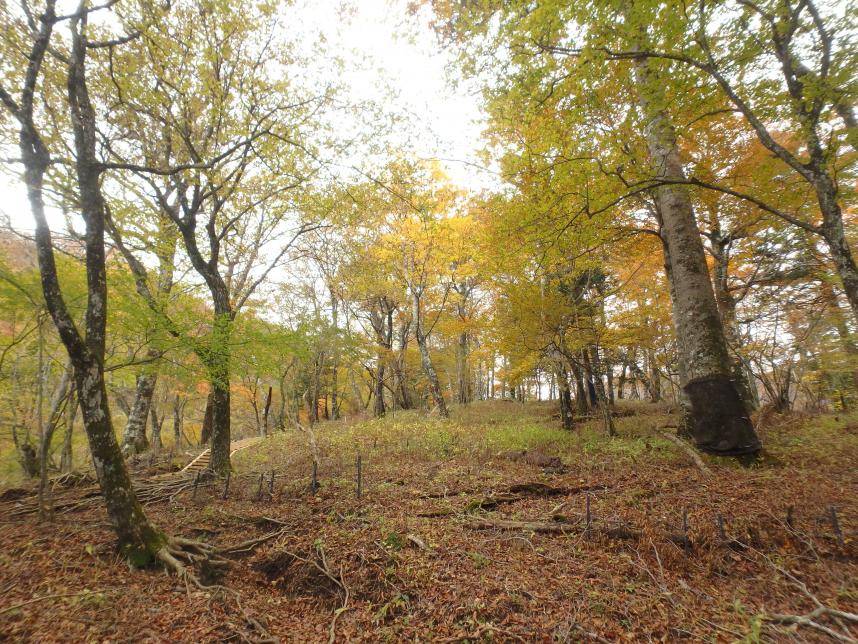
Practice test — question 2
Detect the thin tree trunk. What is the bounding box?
[262,385,273,436]
[121,371,155,455]
[61,387,78,473]
[411,289,448,417]
[38,359,73,519]
[172,394,184,449]
[149,404,162,454]
[374,358,386,418]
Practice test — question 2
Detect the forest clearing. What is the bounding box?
[1,401,856,641]
[1,0,857,641]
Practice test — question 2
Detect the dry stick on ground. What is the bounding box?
[737,540,858,641]
[660,431,712,476]
[0,590,107,615]
[219,527,293,555]
[269,542,348,644]
[766,608,858,643]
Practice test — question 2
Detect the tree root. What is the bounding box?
[155,536,231,588]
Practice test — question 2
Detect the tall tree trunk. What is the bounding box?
[61,387,78,473]
[200,393,214,445]
[392,319,412,410]
[329,288,340,420]
[172,394,184,449]
[456,330,470,404]
[412,290,448,417]
[121,371,155,455]
[8,4,167,561]
[645,350,662,402]
[262,386,273,437]
[818,178,858,324]
[554,363,574,430]
[569,360,589,415]
[149,404,162,454]
[38,359,73,519]
[374,358,386,418]
[206,308,232,475]
[581,350,599,407]
[631,45,760,456]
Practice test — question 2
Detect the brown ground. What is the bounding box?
[0,401,856,642]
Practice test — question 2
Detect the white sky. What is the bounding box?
[0,0,489,233]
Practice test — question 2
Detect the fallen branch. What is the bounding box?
[0,590,106,615]
[660,431,711,476]
[465,516,641,540]
[766,607,858,643]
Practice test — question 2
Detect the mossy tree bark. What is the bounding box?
[1,1,166,561]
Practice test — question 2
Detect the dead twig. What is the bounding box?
[765,607,858,643]
[660,431,711,476]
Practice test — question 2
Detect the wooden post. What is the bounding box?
[222,471,231,500]
[356,454,362,499]
[255,473,264,501]
[192,471,200,500]
[829,506,845,548]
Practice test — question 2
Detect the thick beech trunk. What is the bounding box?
[632,50,760,456]
[570,361,589,415]
[817,177,858,324]
[78,361,165,557]
[206,307,232,475]
[200,392,214,445]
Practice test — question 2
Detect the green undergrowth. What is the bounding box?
[234,401,686,473]
[233,401,858,477]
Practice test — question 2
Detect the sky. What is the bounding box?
[0,0,490,234]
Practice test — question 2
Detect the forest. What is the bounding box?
[0,0,856,641]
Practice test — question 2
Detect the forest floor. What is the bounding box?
[0,400,856,642]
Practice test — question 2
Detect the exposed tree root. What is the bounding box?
[155,536,230,588]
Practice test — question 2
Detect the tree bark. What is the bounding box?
[631,46,760,456]
[121,372,155,455]
[61,388,78,473]
[3,3,166,561]
[412,289,448,417]
[172,394,184,449]
[373,359,386,417]
[553,363,574,430]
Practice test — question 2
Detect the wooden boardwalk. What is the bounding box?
[179,436,264,475]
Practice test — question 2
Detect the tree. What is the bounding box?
[100,0,325,474]
[0,0,176,565]
[432,0,763,455]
